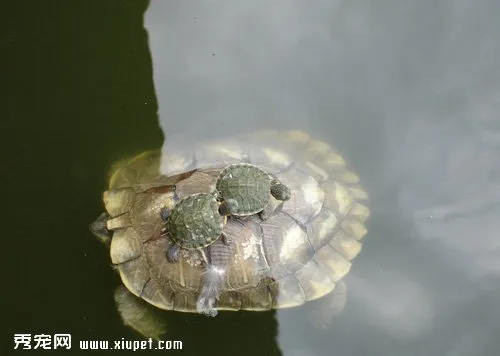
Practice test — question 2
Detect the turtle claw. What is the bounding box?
[166,244,180,263]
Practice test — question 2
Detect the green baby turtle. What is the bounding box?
[161,192,237,263]
[216,163,291,220]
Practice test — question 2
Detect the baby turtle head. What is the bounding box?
[270,180,292,201]
[218,198,238,216]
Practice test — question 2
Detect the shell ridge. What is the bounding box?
[139,277,152,298]
[112,255,142,267]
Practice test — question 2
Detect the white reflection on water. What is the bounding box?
[348,272,434,340]
[145,0,500,355]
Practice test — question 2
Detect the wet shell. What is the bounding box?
[166,193,224,249]
[216,163,272,215]
[98,130,370,312]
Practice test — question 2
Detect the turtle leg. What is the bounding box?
[166,244,181,263]
[258,199,282,221]
[220,231,231,245]
[308,281,347,329]
[258,203,274,221]
[89,212,112,245]
[160,207,170,221]
[114,285,167,340]
[270,179,291,201]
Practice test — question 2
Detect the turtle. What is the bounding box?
[215,163,291,220]
[90,130,370,339]
[160,192,237,263]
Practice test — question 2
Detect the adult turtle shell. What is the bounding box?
[90,130,369,337]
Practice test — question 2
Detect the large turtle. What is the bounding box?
[90,130,369,339]
[215,163,291,220]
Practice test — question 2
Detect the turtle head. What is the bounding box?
[89,212,112,245]
[270,181,291,201]
[218,198,238,216]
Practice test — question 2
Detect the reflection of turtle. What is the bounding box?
[215,163,291,220]
[160,192,237,263]
[90,130,370,339]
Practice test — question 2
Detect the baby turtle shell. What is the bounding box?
[166,193,224,250]
[216,163,289,216]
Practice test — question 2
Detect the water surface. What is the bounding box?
[4,1,500,355]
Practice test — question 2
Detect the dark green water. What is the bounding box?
[4,2,282,355]
[4,0,163,352]
[5,1,500,355]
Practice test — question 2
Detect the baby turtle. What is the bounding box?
[215,163,291,220]
[161,192,238,263]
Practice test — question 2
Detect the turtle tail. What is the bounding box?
[196,263,225,317]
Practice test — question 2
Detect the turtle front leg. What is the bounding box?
[160,207,170,221]
[270,179,291,201]
[89,212,112,245]
[166,244,181,263]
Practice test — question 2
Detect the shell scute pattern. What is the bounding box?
[94,130,370,316]
[166,194,223,250]
[216,163,271,215]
